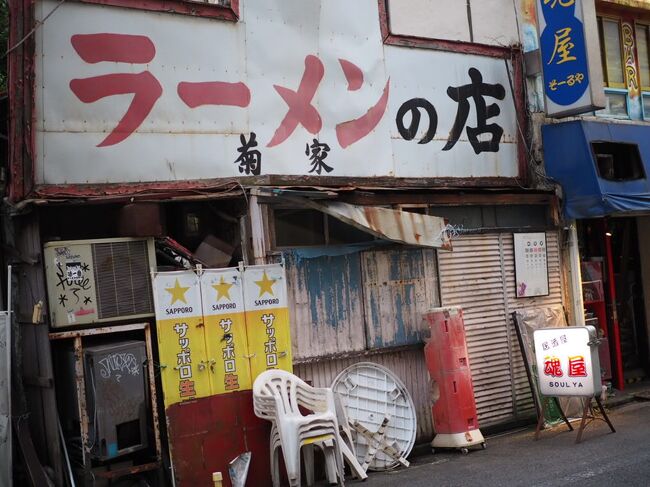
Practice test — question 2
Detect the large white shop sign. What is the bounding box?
[35,0,519,185]
[533,326,601,397]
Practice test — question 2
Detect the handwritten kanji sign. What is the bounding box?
[35,0,520,185]
[533,326,602,396]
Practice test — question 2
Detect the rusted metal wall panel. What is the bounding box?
[438,231,563,428]
[294,347,433,442]
[285,252,366,360]
[313,202,451,249]
[361,248,439,348]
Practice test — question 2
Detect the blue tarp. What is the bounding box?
[543,120,650,219]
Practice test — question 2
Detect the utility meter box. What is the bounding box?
[44,238,156,328]
[84,341,149,460]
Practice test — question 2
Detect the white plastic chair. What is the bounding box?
[253,369,345,487]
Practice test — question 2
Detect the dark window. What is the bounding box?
[273,209,374,248]
[592,142,645,181]
[274,210,325,247]
[429,205,550,232]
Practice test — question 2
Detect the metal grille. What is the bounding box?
[438,232,563,427]
[92,240,154,319]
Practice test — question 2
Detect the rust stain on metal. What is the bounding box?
[144,324,163,461]
[315,201,451,248]
[73,336,90,467]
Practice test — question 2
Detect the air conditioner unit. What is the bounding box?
[44,238,156,328]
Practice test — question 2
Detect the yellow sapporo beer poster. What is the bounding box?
[153,270,210,407]
[243,264,293,378]
[200,268,252,394]
[154,264,292,406]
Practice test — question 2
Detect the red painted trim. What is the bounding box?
[73,0,240,21]
[8,0,22,202]
[8,0,36,202]
[31,176,528,201]
[384,34,512,59]
[602,219,626,391]
[377,0,390,41]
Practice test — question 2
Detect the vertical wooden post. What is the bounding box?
[249,194,271,265]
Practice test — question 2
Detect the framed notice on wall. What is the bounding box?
[514,233,549,298]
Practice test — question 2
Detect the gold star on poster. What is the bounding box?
[255,271,276,297]
[212,276,233,301]
[166,278,190,305]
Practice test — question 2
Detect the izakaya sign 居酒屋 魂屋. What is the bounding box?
[34,0,519,185]
[533,326,602,397]
[153,264,292,408]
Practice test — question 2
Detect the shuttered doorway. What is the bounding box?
[438,232,564,428]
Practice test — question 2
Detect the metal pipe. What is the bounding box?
[602,219,625,390]
[567,222,586,326]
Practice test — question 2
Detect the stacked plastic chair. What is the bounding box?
[253,369,346,487]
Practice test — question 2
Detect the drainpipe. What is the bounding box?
[567,221,586,326]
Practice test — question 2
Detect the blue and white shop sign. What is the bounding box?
[536,0,605,117]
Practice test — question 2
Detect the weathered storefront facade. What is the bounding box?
[7,0,567,484]
[528,0,650,391]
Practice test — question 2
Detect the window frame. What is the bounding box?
[635,22,650,93]
[73,0,240,21]
[598,15,626,89]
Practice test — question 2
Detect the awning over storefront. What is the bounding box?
[543,120,650,219]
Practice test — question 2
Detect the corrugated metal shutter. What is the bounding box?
[438,232,563,427]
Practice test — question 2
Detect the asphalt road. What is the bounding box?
[360,401,650,487]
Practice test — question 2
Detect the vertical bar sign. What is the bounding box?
[536,0,605,117]
[243,264,293,379]
[153,270,210,408]
[200,268,252,393]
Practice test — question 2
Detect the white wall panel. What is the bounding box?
[34,0,520,185]
[387,0,471,42]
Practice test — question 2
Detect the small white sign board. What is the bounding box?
[514,233,549,298]
[534,326,601,397]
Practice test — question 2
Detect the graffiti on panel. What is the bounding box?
[53,246,95,319]
[98,352,140,382]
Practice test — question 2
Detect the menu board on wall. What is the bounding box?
[514,232,549,298]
